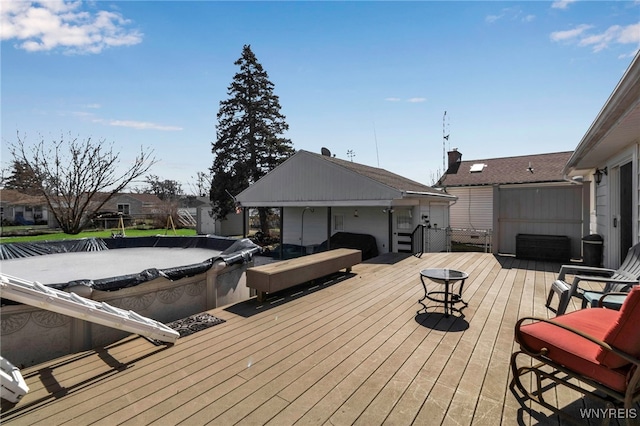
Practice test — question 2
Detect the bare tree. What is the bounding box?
[9,132,156,234]
[188,171,212,197]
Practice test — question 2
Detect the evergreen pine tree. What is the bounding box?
[3,160,43,196]
[210,45,294,231]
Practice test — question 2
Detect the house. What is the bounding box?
[235,149,456,255]
[58,192,166,229]
[563,52,640,268]
[0,189,49,225]
[96,193,165,227]
[435,150,584,258]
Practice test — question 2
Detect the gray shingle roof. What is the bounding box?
[436,151,574,187]
[307,151,445,196]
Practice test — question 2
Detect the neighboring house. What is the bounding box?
[100,193,164,218]
[563,52,640,269]
[0,189,49,225]
[235,149,456,255]
[435,150,584,258]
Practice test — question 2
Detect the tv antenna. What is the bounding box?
[442,111,450,172]
[347,149,356,162]
[373,121,380,167]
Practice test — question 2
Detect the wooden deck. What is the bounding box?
[1,252,636,425]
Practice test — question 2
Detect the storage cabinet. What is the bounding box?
[516,234,571,262]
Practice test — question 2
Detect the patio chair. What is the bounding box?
[552,243,640,314]
[511,286,640,424]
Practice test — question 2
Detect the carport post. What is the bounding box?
[326,207,332,250]
[388,209,393,252]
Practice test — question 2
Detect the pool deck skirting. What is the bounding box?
[1,251,637,425]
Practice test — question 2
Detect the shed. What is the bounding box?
[435,150,584,259]
[236,150,456,255]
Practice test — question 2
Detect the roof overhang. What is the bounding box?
[403,190,457,200]
[238,191,457,208]
[564,53,640,178]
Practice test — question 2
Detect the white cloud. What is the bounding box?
[550,24,593,42]
[551,0,578,10]
[485,8,535,24]
[385,97,427,103]
[107,120,183,131]
[618,48,639,59]
[551,22,640,52]
[0,0,142,54]
[485,14,503,24]
[618,22,640,44]
[579,25,621,52]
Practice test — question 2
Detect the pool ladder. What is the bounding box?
[0,274,180,345]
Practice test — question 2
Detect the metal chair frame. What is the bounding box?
[511,295,640,425]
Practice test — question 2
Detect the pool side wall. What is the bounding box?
[0,261,252,368]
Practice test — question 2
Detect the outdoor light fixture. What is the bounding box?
[594,167,608,185]
[354,209,359,217]
[382,208,394,214]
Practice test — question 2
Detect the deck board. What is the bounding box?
[2,252,638,425]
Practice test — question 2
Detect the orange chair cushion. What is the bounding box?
[596,286,640,368]
[517,308,630,392]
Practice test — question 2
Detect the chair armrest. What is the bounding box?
[568,276,637,298]
[558,264,615,281]
[574,276,638,284]
[515,316,640,367]
[597,291,632,308]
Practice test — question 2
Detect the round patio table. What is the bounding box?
[419,268,469,316]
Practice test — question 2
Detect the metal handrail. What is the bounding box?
[410,224,426,258]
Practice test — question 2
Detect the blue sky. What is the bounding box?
[2,1,639,194]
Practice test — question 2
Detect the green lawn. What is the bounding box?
[0,228,197,244]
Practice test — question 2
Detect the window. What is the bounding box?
[334,214,344,231]
[396,211,412,230]
[117,204,130,215]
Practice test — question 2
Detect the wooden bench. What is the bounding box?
[247,248,362,301]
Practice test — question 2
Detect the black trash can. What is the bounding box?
[582,234,603,267]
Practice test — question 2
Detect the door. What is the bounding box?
[618,162,633,262]
[393,209,413,253]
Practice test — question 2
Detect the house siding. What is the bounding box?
[283,206,391,254]
[237,152,402,205]
[595,145,638,267]
[447,186,493,230]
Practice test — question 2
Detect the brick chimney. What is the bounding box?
[448,148,462,169]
